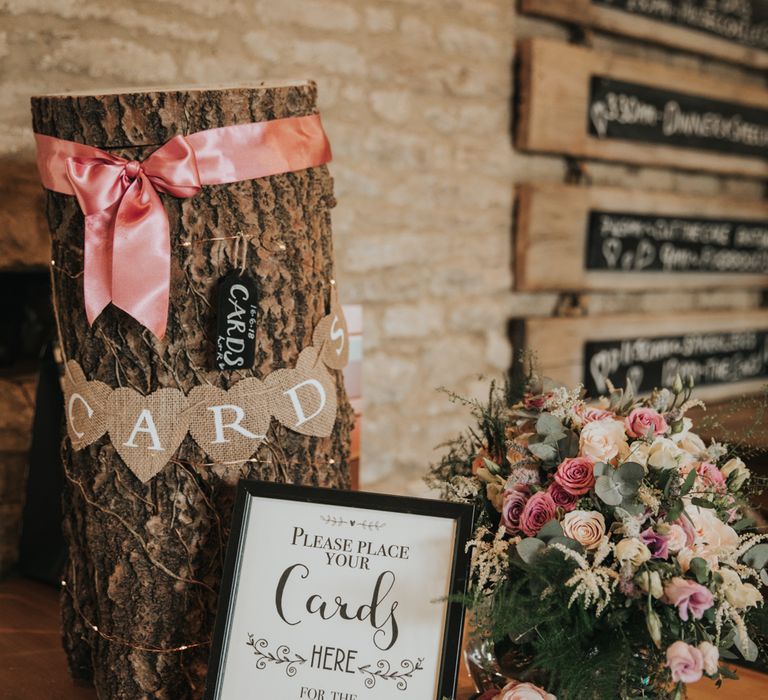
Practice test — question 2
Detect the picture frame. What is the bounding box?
[205,480,475,700]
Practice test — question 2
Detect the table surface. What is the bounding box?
[1,577,766,700]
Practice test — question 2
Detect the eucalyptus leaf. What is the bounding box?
[732,517,754,532]
[743,543,768,570]
[593,462,610,478]
[595,475,623,506]
[557,430,580,459]
[743,636,759,662]
[690,497,716,509]
[547,536,583,553]
[529,442,558,462]
[761,569,768,586]
[719,648,738,660]
[689,557,709,584]
[537,519,564,541]
[536,414,566,439]
[619,500,645,517]
[617,461,645,483]
[680,468,697,496]
[517,537,546,564]
[667,500,683,522]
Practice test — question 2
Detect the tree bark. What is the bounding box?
[31,82,353,700]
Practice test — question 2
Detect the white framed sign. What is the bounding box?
[204,481,474,700]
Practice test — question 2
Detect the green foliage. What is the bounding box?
[471,549,671,699]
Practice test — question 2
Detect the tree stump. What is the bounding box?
[31,82,353,700]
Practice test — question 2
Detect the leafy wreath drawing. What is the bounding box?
[357,657,425,691]
[246,635,306,678]
[245,635,424,691]
[321,514,386,530]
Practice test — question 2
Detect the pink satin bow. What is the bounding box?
[34,114,332,338]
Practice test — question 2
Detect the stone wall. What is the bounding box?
[0,1,765,497]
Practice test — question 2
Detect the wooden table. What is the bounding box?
[1,577,765,699]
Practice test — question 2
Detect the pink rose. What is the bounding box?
[640,527,670,560]
[477,692,498,700]
[625,407,669,438]
[523,392,552,410]
[502,485,531,535]
[666,641,704,684]
[554,456,596,496]
[547,482,579,512]
[496,681,556,700]
[576,404,615,424]
[663,578,714,621]
[696,462,726,491]
[519,492,557,537]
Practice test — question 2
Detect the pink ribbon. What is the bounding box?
[34,114,332,338]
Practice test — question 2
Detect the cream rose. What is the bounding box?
[615,538,651,568]
[647,437,693,470]
[579,419,628,463]
[671,422,708,459]
[721,457,750,490]
[636,569,663,599]
[562,510,606,550]
[625,440,652,468]
[720,568,763,610]
[698,641,719,677]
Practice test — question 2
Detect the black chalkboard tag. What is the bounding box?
[215,273,258,371]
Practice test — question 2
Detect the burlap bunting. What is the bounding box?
[62,305,349,483]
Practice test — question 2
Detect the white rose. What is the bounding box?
[636,569,663,598]
[616,538,651,568]
[647,437,694,470]
[671,421,708,458]
[720,568,763,610]
[721,457,750,490]
[579,419,628,463]
[686,505,739,557]
[562,510,606,550]
[664,524,688,554]
[698,641,719,676]
[626,440,651,468]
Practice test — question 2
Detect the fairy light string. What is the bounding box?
[50,228,344,656]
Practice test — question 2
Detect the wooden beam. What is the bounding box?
[515,183,768,291]
[521,0,768,70]
[521,310,768,402]
[517,39,768,177]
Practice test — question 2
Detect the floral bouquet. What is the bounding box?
[428,371,768,700]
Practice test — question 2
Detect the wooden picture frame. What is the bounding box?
[205,480,474,700]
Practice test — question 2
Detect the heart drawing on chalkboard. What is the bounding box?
[602,239,622,269]
[625,365,645,393]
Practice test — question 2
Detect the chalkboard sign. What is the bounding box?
[593,0,768,51]
[584,329,768,396]
[588,76,768,158]
[215,273,258,371]
[522,310,768,402]
[586,210,768,273]
[520,0,768,69]
[517,39,768,177]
